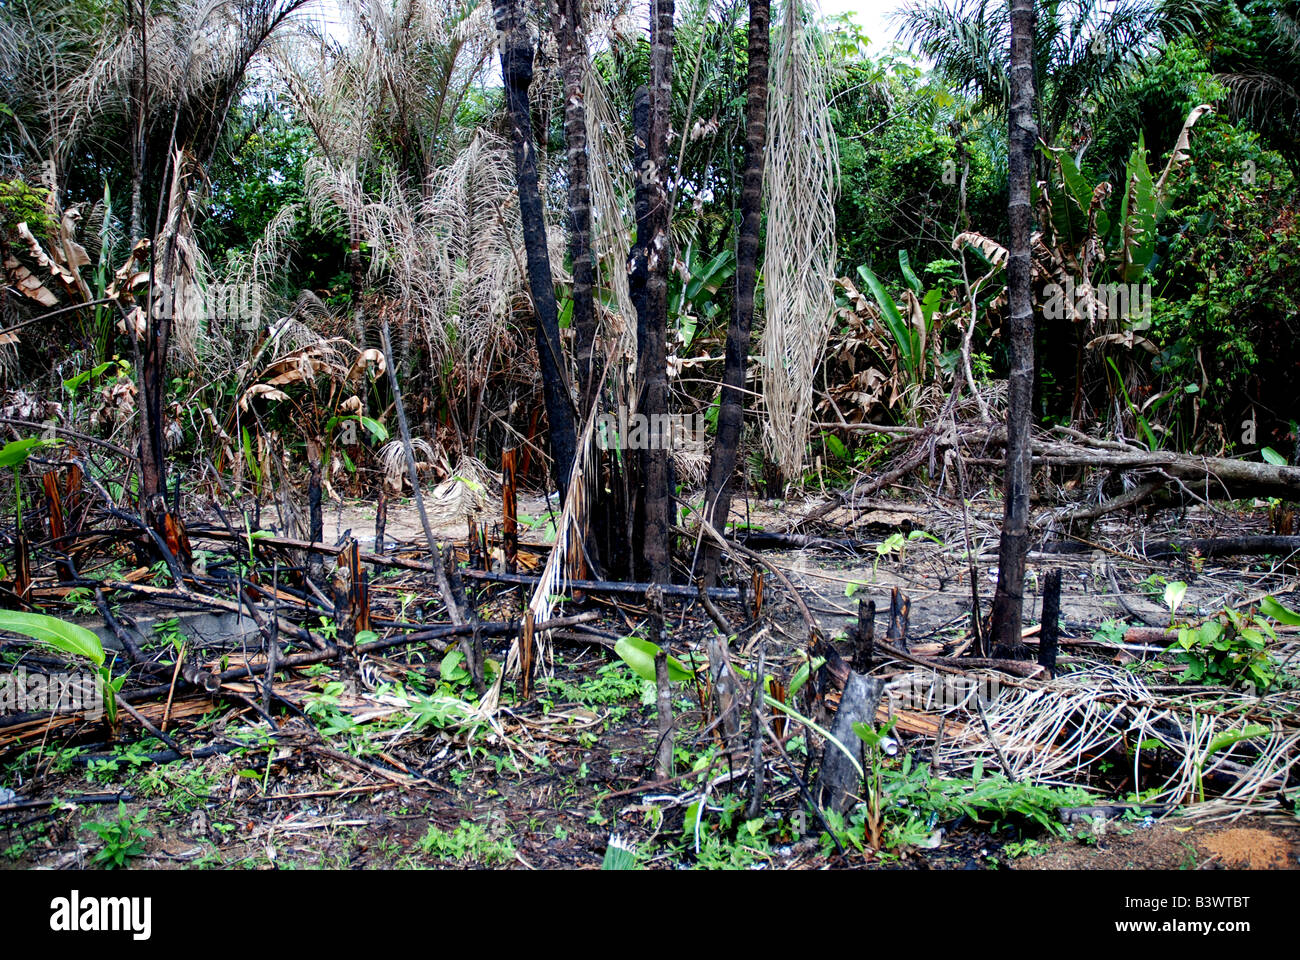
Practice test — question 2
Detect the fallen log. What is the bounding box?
[462,568,741,601]
[1123,626,1174,646]
[0,611,600,733]
[873,638,1046,679]
[1143,535,1300,559]
[971,433,1300,501]
[809,424,1300,510]
[192,527,548,568]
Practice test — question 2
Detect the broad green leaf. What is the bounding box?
[62,361,114,393]
[787,656,824,701]
[0,437,56,468]
[241,426,261,484]
[1239,628,1266,650]
[440,650,470,683]
[858,263,918,376]
[356,416,389,442]
[1260,446,1286,466]
[877,532,905,556]
[613,634,694,684]
[920,286,944,325]
[685,250,735,300]
[1260,596,1300,626]
[1119,134,1157,283]
[1203,725,1269,761]
[1057,150,1111,238]
[0,609,105,666]
[898,250,923,295]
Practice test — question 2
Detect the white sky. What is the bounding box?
[310,0,912,53]
[814,0,909,52]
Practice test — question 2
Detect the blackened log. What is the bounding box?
[816,671,886,815]
[1038,567,1062,677]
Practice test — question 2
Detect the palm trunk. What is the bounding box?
[628,87,652,578]
[638,0,675,587]
[989,0,1038,657]
[494,0,577,501]
[555,0,596,419]
[130,0,147,244]
[700,0,770,586]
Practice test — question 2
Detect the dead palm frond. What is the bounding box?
[929,665,1299,813]
[584,64,638,363]
[504,362,607,687]
[759,0,840,483]
[378,437,440,494]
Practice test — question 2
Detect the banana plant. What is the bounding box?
[670,247,736,351]
[0,436,58,533]
[857,253,945,388]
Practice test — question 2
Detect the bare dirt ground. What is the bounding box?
[3,493,1298,870]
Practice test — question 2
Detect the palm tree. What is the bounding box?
[25,0,322,527]
[638,0,675,590]
[896,0,1210,151]
[494,0,578,501]
[988,0,1038,658]
[699,0,770,586]
[555,0,597,419]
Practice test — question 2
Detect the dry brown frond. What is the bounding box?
[759,0,840,484]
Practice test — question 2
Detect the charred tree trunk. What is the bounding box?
[139,225,178,535]
[638,0,675,586]
[555,0,597,419]
[555,0,625,580]
[628,88,652,577]
[700,0,770,586]
[1038,568,1062,677]
[628,88,652,354]
[989,0,1038,658]
[494,0,577,502]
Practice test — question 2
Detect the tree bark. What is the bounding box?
[130,0,147,244]
[494,0,577,502]
[989,0,1038,658]
[1038,568,1061,677]
[555,0,597,420]
[816,672,886,815]
[628,87,652,576]
[638,0,675,586]
[700,0,770,586]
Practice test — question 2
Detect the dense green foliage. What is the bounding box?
[1,0,1298,483]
